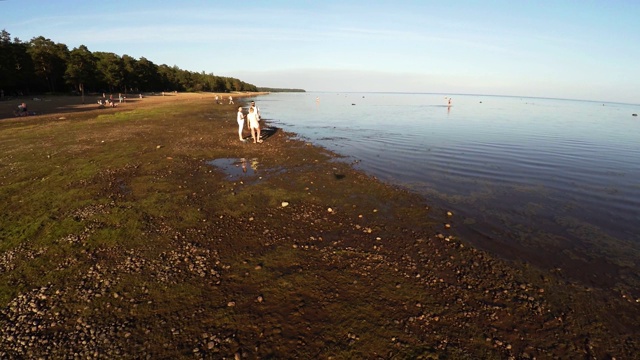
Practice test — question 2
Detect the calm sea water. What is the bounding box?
[254,92,640,293]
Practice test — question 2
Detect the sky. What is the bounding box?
[2,0,639,104]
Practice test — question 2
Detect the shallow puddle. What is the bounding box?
[207,157,261,180]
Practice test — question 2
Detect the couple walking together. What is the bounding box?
[237,101,262,143]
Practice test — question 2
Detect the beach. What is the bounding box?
[0,92,260,121]
[0,93,638,358]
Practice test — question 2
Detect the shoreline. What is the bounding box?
[0,91,269,121]
[0,93,638,358]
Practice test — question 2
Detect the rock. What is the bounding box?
[281,201,289,207]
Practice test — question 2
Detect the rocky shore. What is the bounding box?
[0,94,638,359]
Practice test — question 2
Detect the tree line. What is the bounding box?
[0,29,259,98]
[257,87,305,93]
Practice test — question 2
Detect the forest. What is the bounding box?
[0,29,258,98]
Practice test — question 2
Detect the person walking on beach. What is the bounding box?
[247,107,262,143]
[236,106,245,141]
[229,95,234,104]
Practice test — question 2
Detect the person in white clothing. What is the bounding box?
[236,106,245,141]
[250,101,260,121]
[247,107,262,143]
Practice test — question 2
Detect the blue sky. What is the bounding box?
[2,0,639,103]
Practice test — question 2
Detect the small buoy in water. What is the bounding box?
[633,113,638,116]
[351,103,356,105]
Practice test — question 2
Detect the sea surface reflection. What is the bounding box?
[255,92,640,295]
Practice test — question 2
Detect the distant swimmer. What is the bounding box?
[447,98,452,107]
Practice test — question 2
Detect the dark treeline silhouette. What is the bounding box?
[0,30,258,99]
[257,87,305,93]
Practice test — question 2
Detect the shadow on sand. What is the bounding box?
[260,125,278,141]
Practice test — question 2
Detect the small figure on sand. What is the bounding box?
[236,106,245,141]
[229,95,234,105]
[97,99,117,108]
[14,102,29,116]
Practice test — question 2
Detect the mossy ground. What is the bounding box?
[0,94,638,358]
